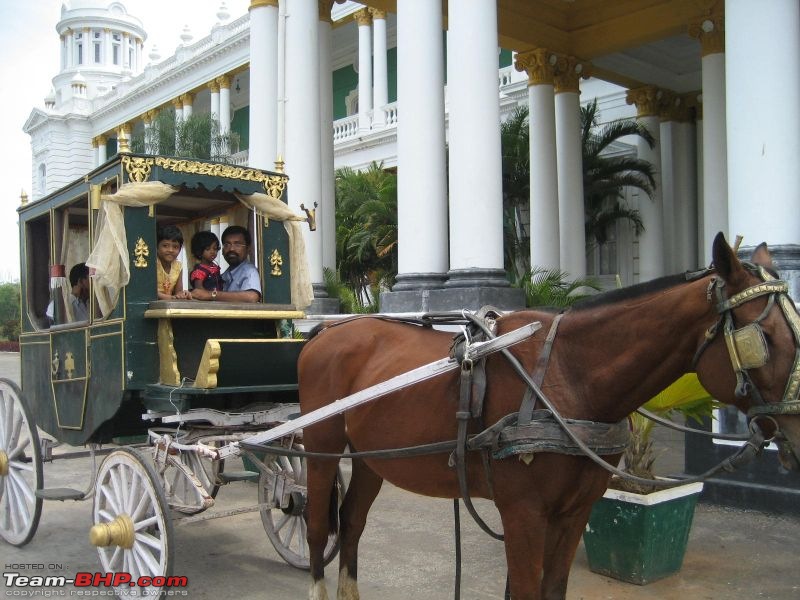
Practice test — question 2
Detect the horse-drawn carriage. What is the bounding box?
[1,153,339,595]
[3,151,800,600]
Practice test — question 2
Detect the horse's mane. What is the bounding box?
[571,273,691,312]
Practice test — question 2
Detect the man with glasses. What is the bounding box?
[190,225,261,303]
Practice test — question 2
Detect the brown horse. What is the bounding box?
[298,233,800,600]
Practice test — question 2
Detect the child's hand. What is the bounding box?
[174,290,193,300]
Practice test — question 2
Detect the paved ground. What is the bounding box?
[2,352,799,599]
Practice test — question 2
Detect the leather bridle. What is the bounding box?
[691,264,800,454]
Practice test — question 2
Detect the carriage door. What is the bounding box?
[50,328,89,430]
[49,202,91,431]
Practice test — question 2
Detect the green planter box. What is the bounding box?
[582,481,703,585]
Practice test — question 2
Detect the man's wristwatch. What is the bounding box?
[211,290,217,301]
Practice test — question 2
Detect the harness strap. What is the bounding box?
[519,313,564,425]
[716,280,788,312]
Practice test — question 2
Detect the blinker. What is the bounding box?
[732,323,769,370]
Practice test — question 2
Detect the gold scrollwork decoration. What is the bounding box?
[121,155,155,183]
[134,237,150,268]
[269,249,283,276]
[153,157,288,197]
[265,175,287,199]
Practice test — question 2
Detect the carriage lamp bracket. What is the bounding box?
[300,202,318,231]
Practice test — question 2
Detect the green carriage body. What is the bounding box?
[18,154,305,446]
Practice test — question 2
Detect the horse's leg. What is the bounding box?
[305,415,349,600]
[540,507,593,600]
[497,501,547,600]
[336,458,384,600]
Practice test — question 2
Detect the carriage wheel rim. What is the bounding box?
[93,448,173,595]
[258,448,342,570]
[0,379,42,547]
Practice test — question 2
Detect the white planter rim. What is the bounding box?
[602,479,704,506]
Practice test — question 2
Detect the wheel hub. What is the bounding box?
[89,514,135,549]
[0,449,7,476]
[284,490,306,516]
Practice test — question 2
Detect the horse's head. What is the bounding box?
[695,232,800,470]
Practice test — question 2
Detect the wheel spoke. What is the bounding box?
[273,511,291,533]
[134,515,159,530]
[99,481,121,515]
[135,529,163,551]
[133,538,162,573]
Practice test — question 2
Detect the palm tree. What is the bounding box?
[500,107,531,284]
[334,162,397,309]
[581,99,656,245]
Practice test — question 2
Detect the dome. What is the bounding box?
[71,71,87,84]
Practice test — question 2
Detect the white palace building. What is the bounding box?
[24,0,800,313]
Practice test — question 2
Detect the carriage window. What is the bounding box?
[51,201,91,326]
[24,215,51,331]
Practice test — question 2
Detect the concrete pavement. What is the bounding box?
[1,351,799,599]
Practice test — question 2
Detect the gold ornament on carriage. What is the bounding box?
[269,249,283,276]
[121,156,154,183]
[134,238,150,268]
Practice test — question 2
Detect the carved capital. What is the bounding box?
[369,7,386,20]
[171,97,183,110]
[208,80,220,93]
[250,0,278,8]
[180,93,194,107]
[96,134,107,145]
[689,17,724,57]
[515,48,557,86]
[216,74,231,90]
[354,8,372,27]
[553,55,590,94]
[318,0,334,21]
[626,85,664,118]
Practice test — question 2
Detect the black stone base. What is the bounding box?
[391,272,447,291]
[697,477,800,516]
[380,285,526,313]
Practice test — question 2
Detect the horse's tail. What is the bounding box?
[328,475,340,536]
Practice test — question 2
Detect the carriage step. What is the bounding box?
[218,470,259,483]
[36,487,86,501]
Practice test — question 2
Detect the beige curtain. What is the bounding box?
[235,192,313,309]
[55,209,75,323]
[86,182,178,317]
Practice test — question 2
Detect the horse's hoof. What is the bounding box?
[337,568,359,600]
[309,580,329,600]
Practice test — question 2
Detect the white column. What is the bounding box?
[726,0,800,245]
[691,18,728,256]
[122,33,130,70]
[66,31,74,67]
[626,86,664,282]
[660,116,676,273]
[371,8,388,129]
[319,6,336,272]
[97,135,107,164]
[518,49,560,271]
[248,0,279,170]
[695,100,705,265]
[554,58,586,279]
[182,93,193,120]
[673,115,698,271]
[218,75,232,155]
[355,9,373,133]
[447,0,505,281]
[170,98,183,153]
[209,81,220,155]
[104,29,112,66]
[285,0,323,290]
[394,0,447,288]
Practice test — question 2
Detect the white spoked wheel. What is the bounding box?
[91,448,174,597]
[258,446,343,570]
[0,378,42,547]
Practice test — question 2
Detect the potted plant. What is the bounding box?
[582,373,718,584]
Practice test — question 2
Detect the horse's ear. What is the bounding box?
[751,242,774,270]
[712,231,742,281]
